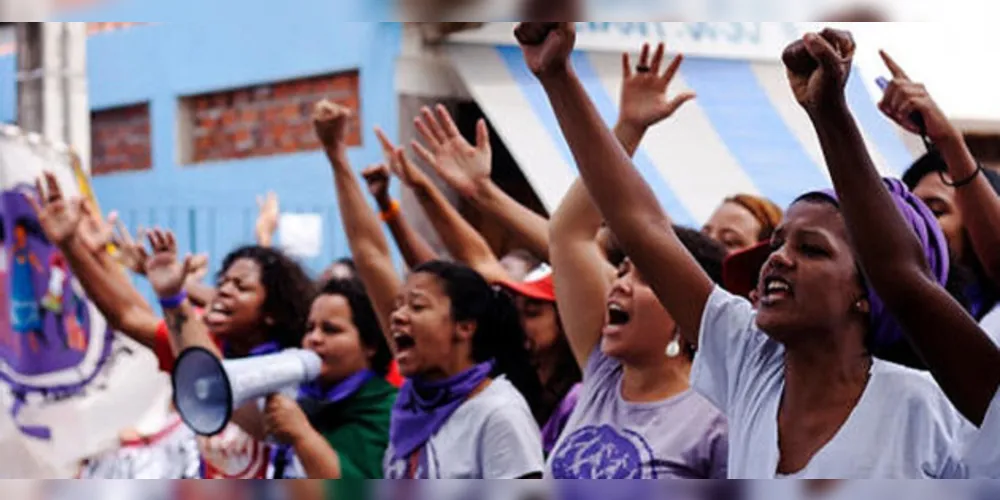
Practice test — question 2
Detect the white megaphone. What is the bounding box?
[171,346,323,436]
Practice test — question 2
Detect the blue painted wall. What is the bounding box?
[0,47,14,124]
[0,13,403,302]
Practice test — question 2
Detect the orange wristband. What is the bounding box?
[380,200,401,222]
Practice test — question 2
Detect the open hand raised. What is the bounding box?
[410,105,492,199]
[25,171,83,247]
[255,192,280,246]
[372,127,431,188]
[619,43,696,131]
[144,228,194,299]
[108,213,149,275]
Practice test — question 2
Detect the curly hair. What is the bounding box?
[219,246,316,350]
[317,277,392,375]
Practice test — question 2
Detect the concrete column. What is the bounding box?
[0,0,52,21]
[15,22,89,172]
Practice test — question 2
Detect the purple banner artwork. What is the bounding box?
[1,186,114,439]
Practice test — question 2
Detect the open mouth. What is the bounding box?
[204,301,233,324]
[393,332,416,351]
[761,275,793,304]
[607,302,631,326]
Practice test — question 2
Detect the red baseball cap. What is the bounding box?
[722,241,771,299]
[498,264,556,302]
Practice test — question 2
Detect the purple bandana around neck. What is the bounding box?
[223,340,281,359]
[802,178,949,350]
[271,369,377,477]
[297,368,376,402]
[389,360,495,460]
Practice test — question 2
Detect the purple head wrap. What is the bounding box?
[799,178,950,351]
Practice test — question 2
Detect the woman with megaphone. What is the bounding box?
[141,228,396,480]
[27,173,395,479]
[261,277,397,479]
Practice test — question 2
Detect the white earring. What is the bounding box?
[665,337,681,358]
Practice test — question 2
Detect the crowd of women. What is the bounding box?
[20,23,1000,480]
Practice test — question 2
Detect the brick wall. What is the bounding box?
[91,103,152,176]
[181,70,361,164]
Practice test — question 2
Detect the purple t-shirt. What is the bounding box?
[545,347,728,479]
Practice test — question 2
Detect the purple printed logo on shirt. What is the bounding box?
[549,424,658,479]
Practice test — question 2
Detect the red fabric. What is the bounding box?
[152,318,222,373]
[722,241,771,299]
[497,273,556,302]
[386,360,404,388]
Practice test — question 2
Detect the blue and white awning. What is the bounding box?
[446,44,920,227]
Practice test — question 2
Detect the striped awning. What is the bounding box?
[446,44,919,227]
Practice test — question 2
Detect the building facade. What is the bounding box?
[0,13,404,298]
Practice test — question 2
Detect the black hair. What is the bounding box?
[674,226,727,361]
[528,305,580,427]
[219,245,316,350]
[412,260,545,423]
[902,149,1000,195]
[902,149,1000,318]
[0,217,5,243]
[334,257,357,272]
[13,216,47,245]
[674,225,726,286]
[317,277,392,376]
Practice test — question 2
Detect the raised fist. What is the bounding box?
[515,22,576,78]
[312,100,353,151]
[783,28,856,115]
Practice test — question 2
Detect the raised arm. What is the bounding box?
[28,173,161,348]
[878,51,1000,287]
[417,104,551,263]
[366,130,438,268]
[255,192,280,249]
[144,228,221,358]
[552,42,696,368]
[516,23,713,344]
[379,110,509,284]
[314,100,402,339]
[789,29,1000,424]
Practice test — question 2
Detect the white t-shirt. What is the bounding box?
[691,286,973,478]
[977,305,1000,347]
[964,387,1000,478]
[383,376,544,479]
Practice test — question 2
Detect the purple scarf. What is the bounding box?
[802,178,949,350]
[223,340,281,359]
[390,361,495,460]
[541,383,582,455]
[271,369,377,477]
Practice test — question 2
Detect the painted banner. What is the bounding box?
[0,125,175,478]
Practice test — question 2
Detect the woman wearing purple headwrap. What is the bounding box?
[517,21,975,478]
[789,29,1000,477]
